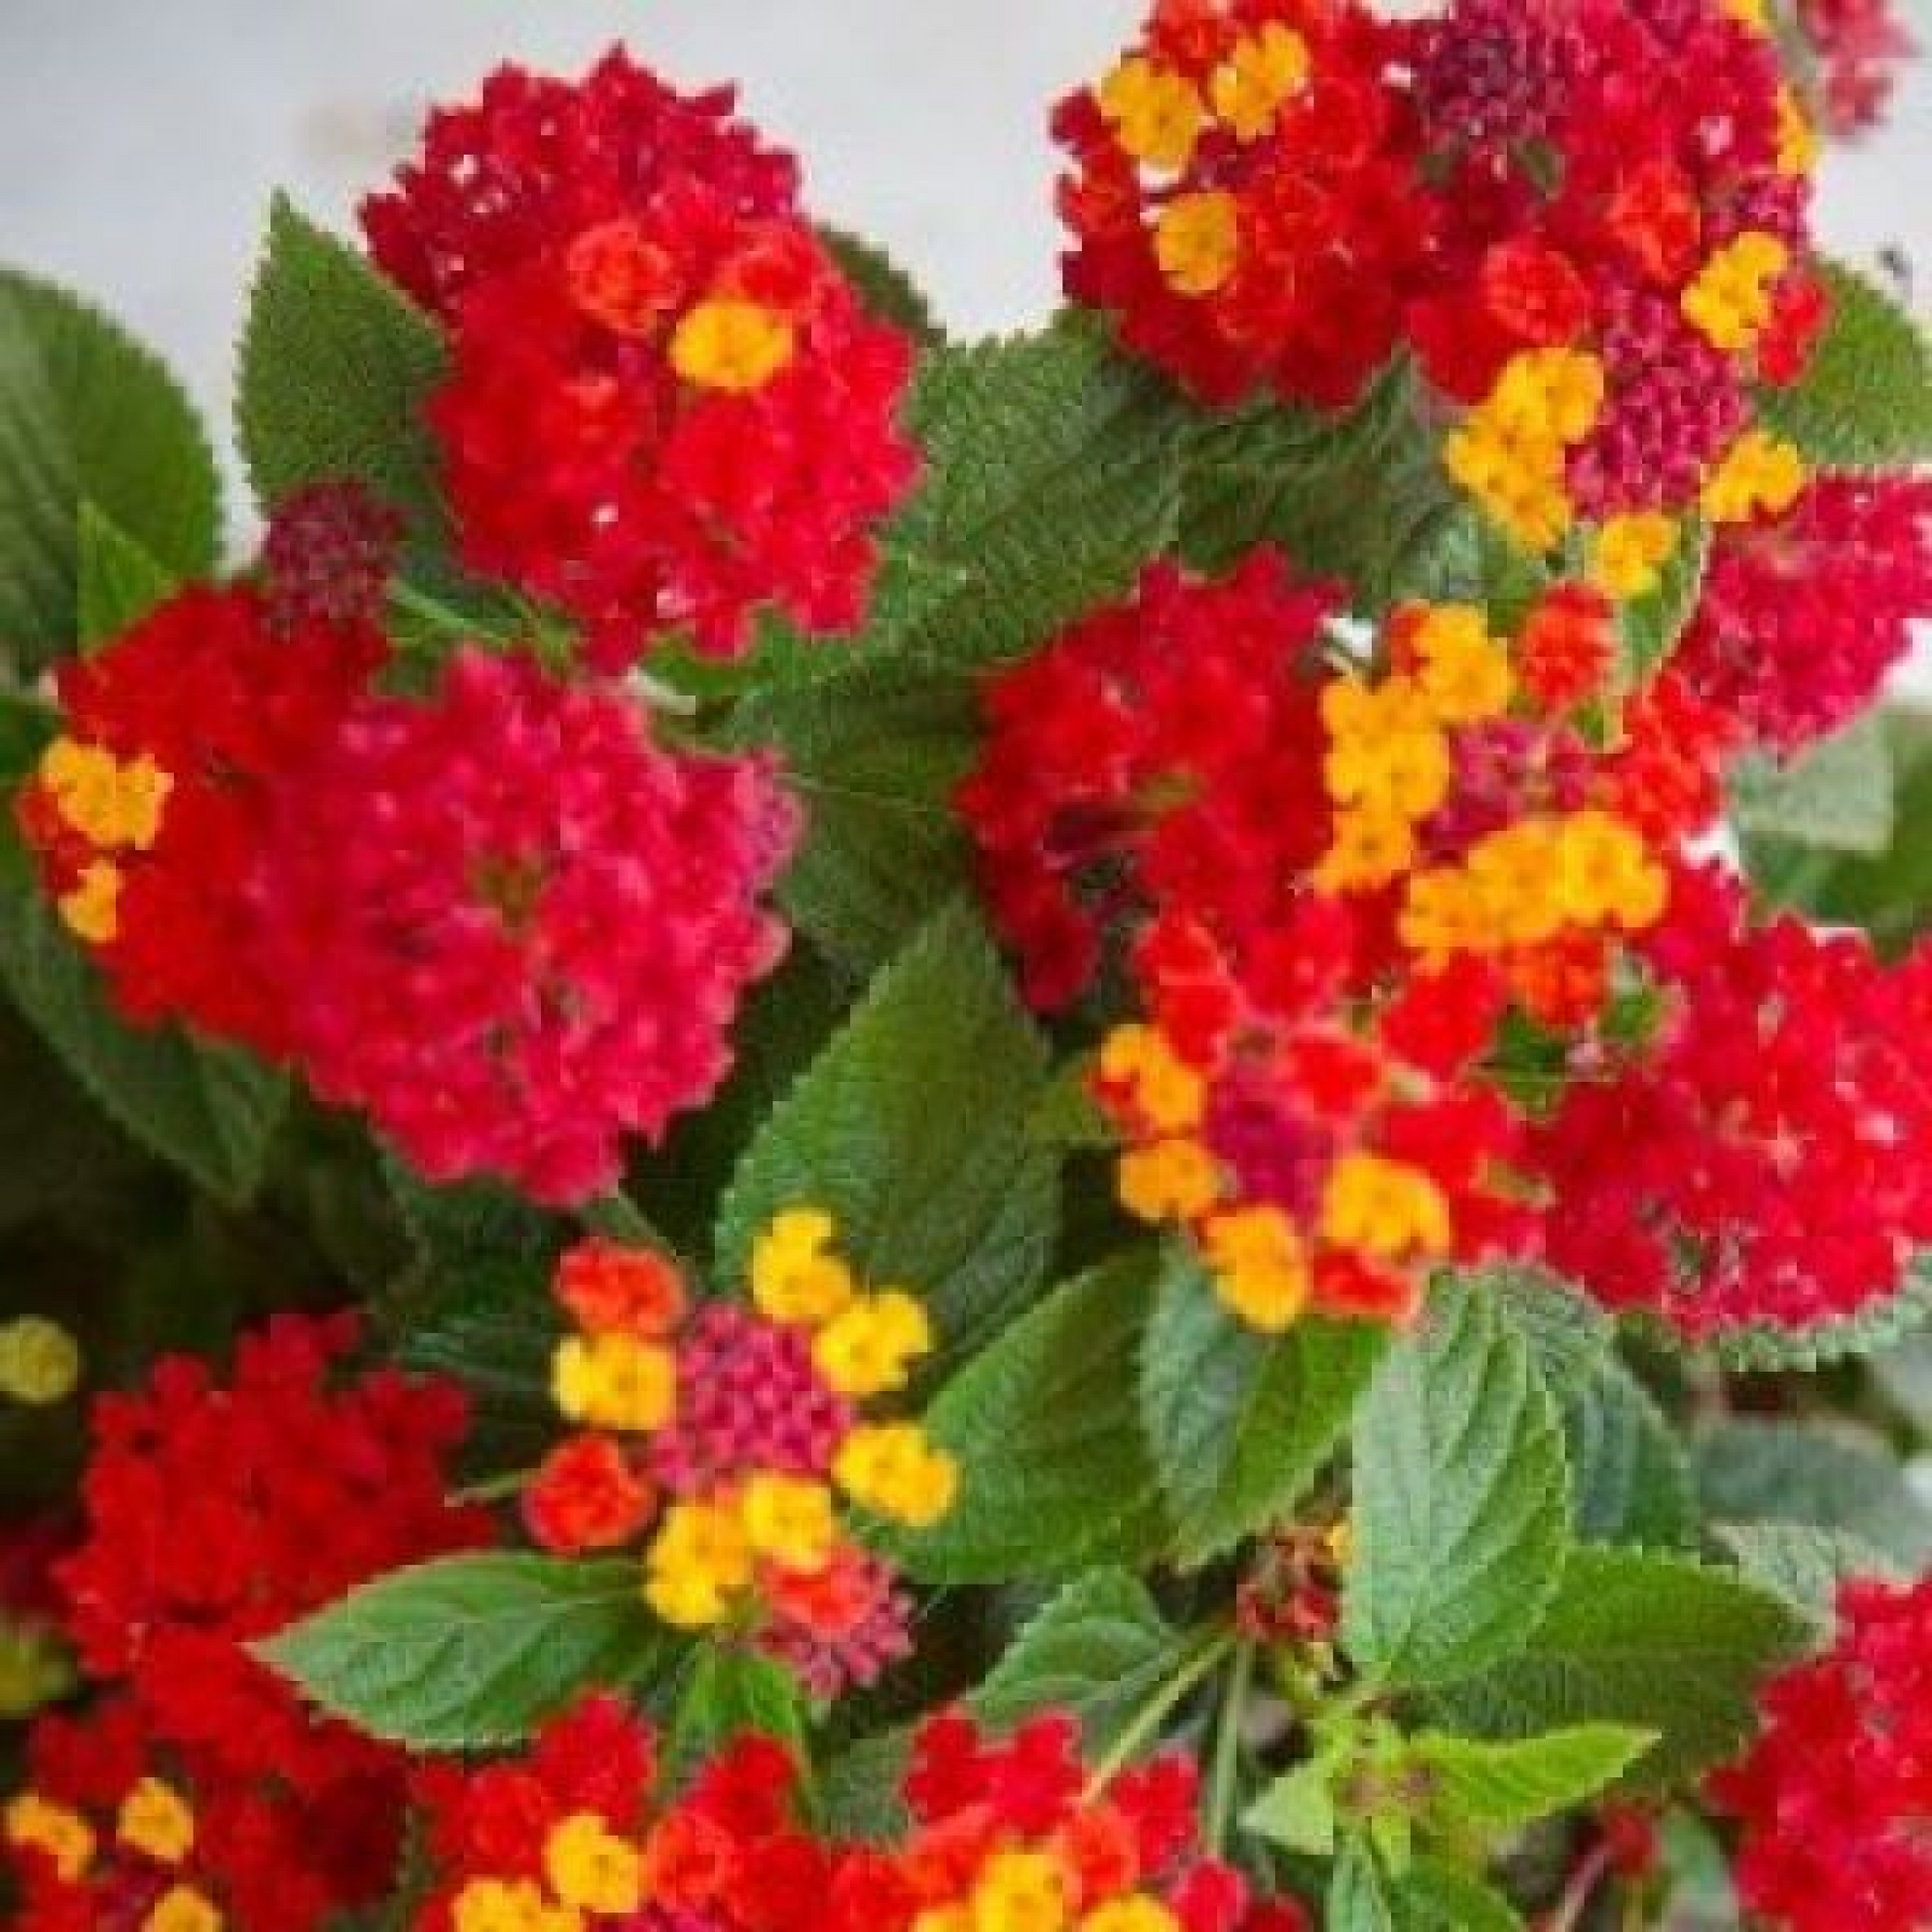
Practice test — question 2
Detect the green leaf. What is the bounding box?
[256,1553,669,1750]
[894,1251,1171,1583]
[1343,1278,1571,1689]
[882,317,1182,667]
[0,846,287,1205]
[1244,1755,1339,1857]
[0,266,219,672]
[724,660,980,976]
[668,1648,807,1782]
[1695,1417,1932,1568]
[1562,1353,1696,1549]
[1745,707,1932,955]
[1728,711,1894,858]
[1180,357,1464,617]
[1431,1548,1809,1789]
[1715,1522,1903,1633]
[236,196,448,530]
[715,901,1055,1362]
[1328,1841,1525,1932]
[74,502,175,647]
[1616,519,1710,687]
[1412,1724,1654,1834]
[1141,1253,1385,1566]
[383,1151,557,1270]
[1489,1266,1613,1402]
[1327,1837,1402,1932]
[1756,257,1932,468]
[818,226,941,345]
[974,1567,1193,1740]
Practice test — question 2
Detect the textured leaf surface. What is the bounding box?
[1432,1549,1808,1789]
[74,502,175,647]
[1141,1254,1384,1565]
[895,1251,1171,1582]
[1728,711,1893,857]
[1695,1417,1932,1567]
[716,902,1055,1361]
[725,660,981,976]
[1756,258,1932,467]
[668,1649,807,1783]
[1563,1353,1696,1549]
[885,318,1182,667]
[1328,1842,1524,1932]
[1715,1522,1903,1633]
[1413,1724,1654,1833]
[0,842,286,1204]
[1343,1278,1571,1688]
[1180,358,1463,616]
[236,197,447,528]
[819,226,941,345]
[258,1554,669,1750]
[0,267,218,672]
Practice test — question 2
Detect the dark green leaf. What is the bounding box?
[1756,257,1932,468]
[1343,1278,1572,1689]
[257,1553,671,1750]
[894,1250,1171,1582]
[0,266,218,672]
[74,502,175,646]
[668,1648,807,1783]
[724,660,980,976]
[1563,1353,1696,1549]
[1141,1253,1384,1566]
[818,226,941,345]
[1431,1549,1809,1789]
[1617,519,1710,688]
[715,901,1055,1362]
[236,196,447,531]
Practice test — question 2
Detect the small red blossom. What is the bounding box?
[259,480,404,634]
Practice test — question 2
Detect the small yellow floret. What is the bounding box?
[5,1791,94,1883]
[1320,1153,1451,1261]
[117,1776,196,1865]
[552,1332,675,1434]
[452,1876,584,1932]
[834,1422,959,1529]
[1203,1205,1312,1333]
[1588,513,1680,600]
[544,1810,644,1916]
[1210,23,1311,140]
[1315,807,1418,895]
[144,1888,224,1932]
[1098,1024,1205,1134]
[1154,192,1240,297]
[1413,606,1515,724]
[972,1848,1072,1932]
[669,299,794,393]
[59,860,123,946]
[813,1291,934,1397]
[1681,231,1789,352]
[1097,57,1204,172]
[1701,430,1807,524]
[1117,1137,1221,1224]
[751,1208,857,1325]
[1080,1899,1183,1932]
[739,1473,838,1574]
[644,1500,755,1627]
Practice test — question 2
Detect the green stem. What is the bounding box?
[1208,1642,1257,1853]
[1083,1629,1236,1799]
[452,1466,534,1505]
[579,1190,677,1257]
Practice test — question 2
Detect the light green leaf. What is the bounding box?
[74,502,175,647]
[724,659,980,976]
[1489,1266,1613,1401]
[1343,1278,1571,1689]
[0,266,219,672]
[256,1553,670,1750]
[1180,357,1464,617]
[1715,1521,1903,1633]
[1695,1417,1932,1568]
[1329,1841,1524,1932]
[236,195,447,530]
[1729,711,1894,857]
[1756,257,1932,468]
[1413,1724,1654,1834]
[1245,1756,1339,1857]
[1431,1548,1809,1789]
[0,842,286,1205]
[893,1250,1171,1583]
[1141,1253,1385,1566]
[716,901,1055,1363]
[885,316,1183,667]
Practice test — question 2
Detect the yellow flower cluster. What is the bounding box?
[1315,606,1514,895]
[912,1848,1188,1932]
[4,1779,216,1930]
[35,735,174,945]
[1701,429,1808,525]
[636,1210,957,1631]
[1682,230,1790,354]
[455,1811,643,1932]
[668,298,795,393]
[1587,512,1680,601]
[1398,807,1668,966]
[1444,347,1605,552]
[1097,24,1311,299]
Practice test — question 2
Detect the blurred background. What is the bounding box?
[0,0,1926,651]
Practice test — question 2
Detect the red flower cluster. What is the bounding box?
[411,1696,869,1932]
[1530,865,1932,1335]
[523,1223,954,1700]
[3,1314,488,1931]
[364,49,918,669]
[1796,0,1918,134]
[249,648,796,1201]
[259,479,405,634]
[870,1710,1310,1932]
[1672,471,1932,753]
[14,584,384,1051]
[1710,1575,1932,1931]
[956,551,1338,1013]
[1054,0,1436,408]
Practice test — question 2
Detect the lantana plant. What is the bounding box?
[3,3,1932,1927]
